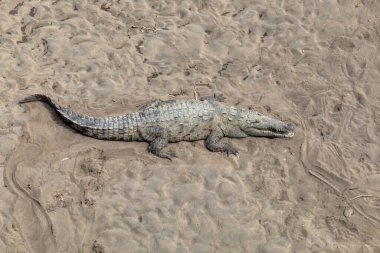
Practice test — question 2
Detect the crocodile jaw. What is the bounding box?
[251,128,295,138]
[242,121,296,138]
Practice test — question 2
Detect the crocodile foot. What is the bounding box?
[225,145,238,156]
[200,94,226,103]
[160,151,177,160]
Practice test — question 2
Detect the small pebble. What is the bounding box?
[343,206,354,218]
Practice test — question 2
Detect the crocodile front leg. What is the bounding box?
[142,126,177,160]
[205,129,238,156]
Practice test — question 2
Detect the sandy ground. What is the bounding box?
[1,0,380,252]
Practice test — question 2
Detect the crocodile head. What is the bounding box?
[239,112,296,138]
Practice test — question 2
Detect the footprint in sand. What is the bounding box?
[73,147,107,207]
[325,216,358,240]
[345,56,366,81]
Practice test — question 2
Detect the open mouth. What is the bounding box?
[260,128,294,137]
[258,122,296,138]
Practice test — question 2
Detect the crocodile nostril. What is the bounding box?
[286,122,296,130]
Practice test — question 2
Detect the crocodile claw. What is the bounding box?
[161,151,177,160]
[226,146,238,156]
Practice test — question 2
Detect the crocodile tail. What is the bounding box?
[19,94,60,110]
[19,94,139,141]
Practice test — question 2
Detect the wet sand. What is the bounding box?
[0,0,380,252]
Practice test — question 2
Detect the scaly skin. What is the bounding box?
[19,94,296,159]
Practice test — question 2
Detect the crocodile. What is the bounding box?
[19,94,296,159]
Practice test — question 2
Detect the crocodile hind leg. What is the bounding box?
[205,129,238,156]
[148,138,177,160]
[142,126,177,160]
